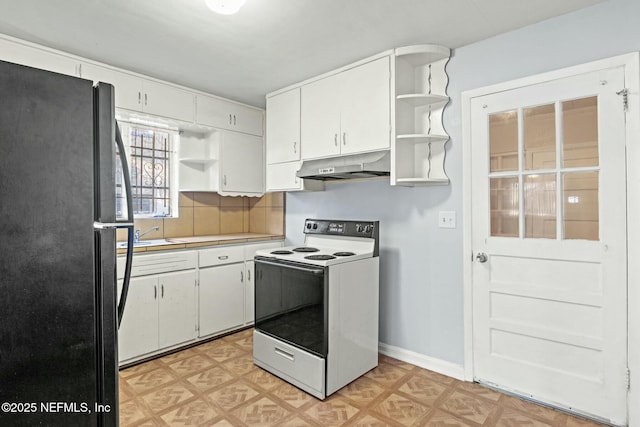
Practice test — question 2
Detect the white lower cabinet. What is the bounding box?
[117,241,283,362]
[199,263,245,337]
[118,270,197,362]
[245,260,255,324]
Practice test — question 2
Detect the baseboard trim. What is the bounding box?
[378,342,466,381]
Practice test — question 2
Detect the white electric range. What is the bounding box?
[252,219,380,399]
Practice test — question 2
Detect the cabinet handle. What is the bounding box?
[138,92,142,105]
[334,133,338,146]
[247,269,251,281]
[78,64,82,77]
[161,284,164,298]
[223,175,227,186]
[229,114,233,125]
[218,255,229,260]
[343,132,346,145]
[154,285,157,299]
[240,271,244,283]
[293,141,297,153]
[233,115,236,125]
[144,93,148,106]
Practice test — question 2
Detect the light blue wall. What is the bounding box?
[285,0,640,366]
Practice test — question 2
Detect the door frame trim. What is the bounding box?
[461,52,640,425]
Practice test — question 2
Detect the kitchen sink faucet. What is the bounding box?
[134,226,160,243]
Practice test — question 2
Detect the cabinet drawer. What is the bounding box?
[118,251,197,278]
[199,245,245,267]
[253,330,325,397]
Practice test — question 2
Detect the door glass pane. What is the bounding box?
[524,104,556,170]
[524,174,556,239]
[563,172,599,240]
[489,111,518,172]
[490,177,519,237]
[563,97,598,168]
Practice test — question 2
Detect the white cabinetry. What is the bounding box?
[198,245,246,337]
[179,129,264,196]
[196,94,264,137]
[266,88,301,164]
[392,45,451,186]
[117,251,197,363]
[301,56,390,160]
[80,63,195,123]
[265,88,323,192]
[0,37,79,76]
[220,131,264,195]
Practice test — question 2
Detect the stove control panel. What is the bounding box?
[304,219,378,239]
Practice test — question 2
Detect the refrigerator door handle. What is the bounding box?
[114,122,135,328]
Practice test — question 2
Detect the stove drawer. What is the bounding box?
[253,330,325,398]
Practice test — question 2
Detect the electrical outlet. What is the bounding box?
[438,211,456,229]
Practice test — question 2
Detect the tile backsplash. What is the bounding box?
[117,192,284,241]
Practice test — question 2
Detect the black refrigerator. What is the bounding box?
[0,60,135,426]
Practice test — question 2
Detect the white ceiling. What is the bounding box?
[0,0,604,107]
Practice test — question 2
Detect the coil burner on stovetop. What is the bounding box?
[292,247,319,253]
[271,250,293,255]
[305,254,336,261]
[333,252,355,257]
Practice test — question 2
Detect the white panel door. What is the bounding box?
[198,264,245,337]
[301,74,341,159]
[340,56,391,154]
[220,131,264,194]
[266,88,301,164]
[118,276,158,361]
[471,67,627,424]
[158,270,197,349]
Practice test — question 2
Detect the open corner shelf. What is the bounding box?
[392,44,451,187]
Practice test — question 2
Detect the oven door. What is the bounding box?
[254,256,328,358]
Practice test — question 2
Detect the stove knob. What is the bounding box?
[356,225,364,233]
[312,223,318,230]
[306,222,312,229]
[364,225,372,233]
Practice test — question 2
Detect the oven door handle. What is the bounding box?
[255,257,325,275]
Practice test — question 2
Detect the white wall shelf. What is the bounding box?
[392,44,451,186]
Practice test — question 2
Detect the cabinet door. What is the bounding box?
[196,95,264,136]
[301,75,341,159]
[199,264,245,337]
[340,57,391,154]
[266,161,302,192]
[118,276,159,361]
[220,131,264,194]
[143,80,195,123]
[80,63,143,111]
[266,88,300,164]
[0,38,78,76]
[245,261,255,324]
[158,270,197,349]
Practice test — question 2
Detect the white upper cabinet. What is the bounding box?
[266,87,301,164]
[0,37,79,76]
[80,63,195,123]
[196,94,264,137]
[301,56,390,160]
[220,131,264,195]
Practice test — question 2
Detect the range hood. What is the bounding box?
[296,151,390,181]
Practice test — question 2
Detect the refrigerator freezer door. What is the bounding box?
[0,60,115,426]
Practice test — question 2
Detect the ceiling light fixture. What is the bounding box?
[205,0,247,15]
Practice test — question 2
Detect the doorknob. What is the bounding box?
[476,253,488,263]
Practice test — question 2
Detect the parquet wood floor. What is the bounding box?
[118,328,606,426]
